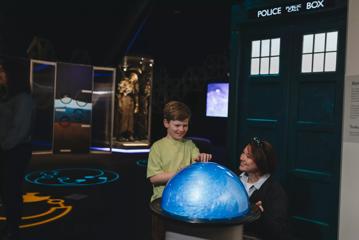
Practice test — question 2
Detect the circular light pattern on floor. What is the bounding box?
[25,168,120,186]
[0,192,72,228]
[136,159,148,167]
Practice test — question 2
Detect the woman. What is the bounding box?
[0,58,33,240]
[239,137,292,240]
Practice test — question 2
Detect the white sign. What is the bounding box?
[343,76,359,143]
[256,0,327,18]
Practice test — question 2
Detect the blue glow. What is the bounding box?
[94,73,113,77]
[136,159,148,167]
[90,147,111,152]
[33,63,51,72]
[125,13,150,54]
[112,148,150,153]
[162,162,249,221]
[25,168,120,186]
[90,146,150,153]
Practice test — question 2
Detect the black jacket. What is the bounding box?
[244,176,293,240]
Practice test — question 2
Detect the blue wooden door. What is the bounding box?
[232,17,345,240]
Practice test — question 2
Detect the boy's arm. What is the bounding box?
[149,172,176,186]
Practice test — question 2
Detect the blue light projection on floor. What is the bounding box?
[25,168,120,186]
[136,159,148,168]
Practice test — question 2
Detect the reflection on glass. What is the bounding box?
[325,52,337,72]
[314,33,325,53]
[31,61,56,152]
[313,53,324,72]
[270,57,279,74]
[251,58,260,75]
[271,38,280,56]
[252,40,260,58]
[326,31,338,52]
[302,54,312,73]
[303,34,314,54]
[261,39,270,57]
[260,57,269,74]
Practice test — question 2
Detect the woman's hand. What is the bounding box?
[194,153,212,162]
[256,201,264,212]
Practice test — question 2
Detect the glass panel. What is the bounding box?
[261,39,270,57]
[252,40,260,58]
[303,34,314,54]
[270,57,279,74]
[301,54,313,73]
[92,68,115,148]
[53,63,93,154]
[260,57,269,74]
[314,33,325,53]
[251,58,260,75]
[326,31,338,52]
[313,53,324,72]
[31,61,55,152]
[271,38,280,56]
[325,52,337,72]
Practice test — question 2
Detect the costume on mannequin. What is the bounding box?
[117,71,139,141]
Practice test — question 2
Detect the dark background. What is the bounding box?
[0,0,233,161]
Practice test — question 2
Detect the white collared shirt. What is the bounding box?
[239,172,270,197]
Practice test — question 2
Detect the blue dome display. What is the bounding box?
[161,162,249,221]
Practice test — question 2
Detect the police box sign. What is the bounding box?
[251,0,334,19]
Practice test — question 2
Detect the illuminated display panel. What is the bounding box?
[206,83,229,118]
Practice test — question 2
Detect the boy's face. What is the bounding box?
[164,118,189,140]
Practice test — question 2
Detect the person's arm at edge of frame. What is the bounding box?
[1,93,33,150]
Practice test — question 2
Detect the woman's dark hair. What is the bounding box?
[247,137,277,174]
[1,58,30,97]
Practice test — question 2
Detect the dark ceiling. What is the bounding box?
[0,0,232,68]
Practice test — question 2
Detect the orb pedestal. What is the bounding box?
[149,162,260,240]
[150,198,260,240]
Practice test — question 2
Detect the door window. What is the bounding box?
[250,38,280,75]
[301,31,338,73]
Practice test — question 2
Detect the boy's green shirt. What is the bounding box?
[147,137,199,202]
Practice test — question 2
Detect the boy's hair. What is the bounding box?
[163,101,191,121]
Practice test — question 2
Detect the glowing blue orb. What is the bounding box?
[161,162,249,221]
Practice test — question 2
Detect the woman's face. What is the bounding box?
[239,145,259,174]
[0,65,7,86]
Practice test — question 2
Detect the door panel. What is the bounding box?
[237,18,345,240]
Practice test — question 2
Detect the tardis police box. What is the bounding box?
[228,0,347,240]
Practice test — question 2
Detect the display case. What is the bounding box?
[113,56,153,147]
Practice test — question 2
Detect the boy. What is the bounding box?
[147,101,212,202]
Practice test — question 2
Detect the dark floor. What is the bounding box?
[0,152,153,240]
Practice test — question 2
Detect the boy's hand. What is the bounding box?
[194,153,212,162]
